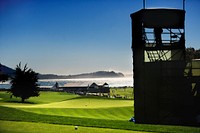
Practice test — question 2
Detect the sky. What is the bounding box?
[0,0,200,75]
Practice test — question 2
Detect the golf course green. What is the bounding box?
[0,91,199,133]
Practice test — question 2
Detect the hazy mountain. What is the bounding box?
[0,64,15,77]
[1,64,124,79]
[38,71,124,79]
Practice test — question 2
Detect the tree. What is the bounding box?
[10,63,40,102]
[186,47,200,61]
[0,74,8,82]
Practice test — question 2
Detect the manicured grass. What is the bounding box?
[19,106,133,120]
[1,97,133,108]
[0,91,79,104]
[110,87,133,99]
[0,91,200,133]
[0,106,139,131]
[29,91,79,103]
[0,120,144,133]
[1,91,134,120]
[0,106,200,133]
[0,91,133,108]
[25,98,133,108]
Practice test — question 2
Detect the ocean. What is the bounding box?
[0,77,133,89]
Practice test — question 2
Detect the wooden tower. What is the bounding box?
[130,8,198,125]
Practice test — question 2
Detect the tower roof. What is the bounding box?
[130,8,185,28]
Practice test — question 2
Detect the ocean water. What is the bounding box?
[0,77,133,89]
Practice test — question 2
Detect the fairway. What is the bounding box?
[6,98,133,108]
[0,91,133,108]
[0,91,133,121]
[0,91,79,104]
[0,91,200,133]
[19,107,133,120]
[0,120,146,133]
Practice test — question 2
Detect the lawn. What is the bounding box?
[19,107,133,120]
[0,120,145,133]
[0,91,78,104]
[110,87,133,99]
[0,91,200,133]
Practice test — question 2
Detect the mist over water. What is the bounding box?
[0,77,133,89]
[39,77,133,88]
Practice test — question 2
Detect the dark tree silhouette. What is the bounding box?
[10,63,40,102]
[186,47,200,61]
[0,74,8,82]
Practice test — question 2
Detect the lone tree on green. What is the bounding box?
[11,63,40,102]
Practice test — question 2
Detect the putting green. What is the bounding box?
[1,98,133,108]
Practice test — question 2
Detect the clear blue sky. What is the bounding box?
[0,0,200,75]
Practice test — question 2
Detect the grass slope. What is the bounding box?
[0,120,144,133]
[0,92,133,108]
[19,107,133,120]
[1,106,200,133]
[0,91,78,104]
[0,91,200,133]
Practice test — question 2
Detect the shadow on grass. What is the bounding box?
[4,100,37,104]
[64,95,133,102]
[0,92,37,104]
[0,106,199,133]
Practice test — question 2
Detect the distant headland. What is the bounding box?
[0,64,124,79]
[38,71,124,79]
